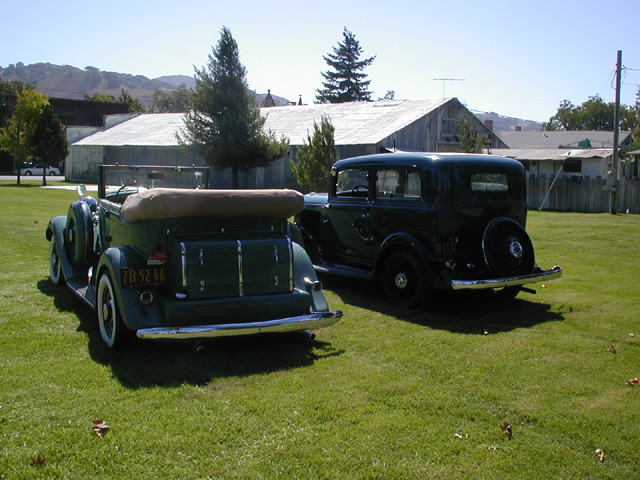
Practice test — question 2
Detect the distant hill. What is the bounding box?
[154,75,196,89]
[0,62,179,108]
[474,111,543,132]
[0,63,293,109]
[1,63,542,122]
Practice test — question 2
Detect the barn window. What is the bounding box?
[563,159,582,173]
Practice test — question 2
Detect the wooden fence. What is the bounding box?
[527,175,640,214]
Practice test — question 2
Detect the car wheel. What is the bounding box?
[49,235,65,286]
[382,250,429,308]
[24,170,32,175]
[482,218,534,278]
[65,201,93,268]
[97,270,130,349]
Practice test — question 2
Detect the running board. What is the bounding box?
[66,276,96,310]
[312,262,373,280]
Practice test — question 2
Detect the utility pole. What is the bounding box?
[609,50,622,214]
[433,78,465,98]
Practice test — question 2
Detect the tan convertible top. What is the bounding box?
[120,188,304,223]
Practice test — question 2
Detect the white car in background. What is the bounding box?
[19,164,61,176]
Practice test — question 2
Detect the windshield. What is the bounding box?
[98,165,209,200]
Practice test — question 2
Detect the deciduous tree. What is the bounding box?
[84,89,145,113]
[31,104,68,186]
[179,26,288,188]
[0,86,49,185]
[117,89,145,113]
[150,84,192,113]
[316,28,376,103]
[543,95,634,132]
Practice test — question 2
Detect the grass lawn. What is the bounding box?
[0,181,638,479]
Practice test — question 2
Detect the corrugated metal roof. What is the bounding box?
[262,98,451,145]
[496,130,631,149]
[490,148,613,161]
[73,99,452,148]
[74,113,185,146]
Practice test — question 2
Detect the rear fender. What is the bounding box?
[292,242,330,313]
[46,216,88,283]
[97,247,164,331]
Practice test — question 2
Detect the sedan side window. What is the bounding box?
[376,169,421,200]
[333,169,370,198]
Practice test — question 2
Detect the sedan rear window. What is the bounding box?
[470,173,509,192]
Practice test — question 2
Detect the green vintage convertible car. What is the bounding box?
[46,165,341,349]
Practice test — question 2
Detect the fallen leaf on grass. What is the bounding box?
[594,448,605,462]
[30,455,46,465]
[626,378,639,386]
[500,421,512,439]
[607,345,616,353]
[92,420,110,436]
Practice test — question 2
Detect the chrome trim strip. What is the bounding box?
[237,239,243,296]
[180,242,187,287]
[136,311,343,340]
[451,265,562,290]
[287,236,294,291]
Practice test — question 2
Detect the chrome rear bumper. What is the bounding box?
[450,265,562,290]
[136,311,342,340]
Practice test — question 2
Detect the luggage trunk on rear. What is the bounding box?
[167,232,293,300]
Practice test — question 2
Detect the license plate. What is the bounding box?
[121,266,166,288]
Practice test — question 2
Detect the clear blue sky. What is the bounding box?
[2,0,639,122]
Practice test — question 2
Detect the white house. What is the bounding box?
[488,148,613,178]
[489,129,634,180]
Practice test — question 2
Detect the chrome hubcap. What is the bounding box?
[102,299,112,323]
[509,240,523,259]
[395,272,408,289]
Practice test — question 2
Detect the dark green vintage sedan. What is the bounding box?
[46,165,341,349]
[296,152,561,307]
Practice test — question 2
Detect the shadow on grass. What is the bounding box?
[319,274,565,335]
[0,183,46,188]
[37,279,345,389]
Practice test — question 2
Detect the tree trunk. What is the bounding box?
[232,168,239,189]
[42,171,47,187]
[14,158,21,186]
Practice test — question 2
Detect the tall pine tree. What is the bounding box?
[316,28,376,103]
[179,27,288,188]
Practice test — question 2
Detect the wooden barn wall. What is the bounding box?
[66,145,302,189]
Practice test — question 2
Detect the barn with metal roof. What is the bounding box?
[67,98,507,188]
